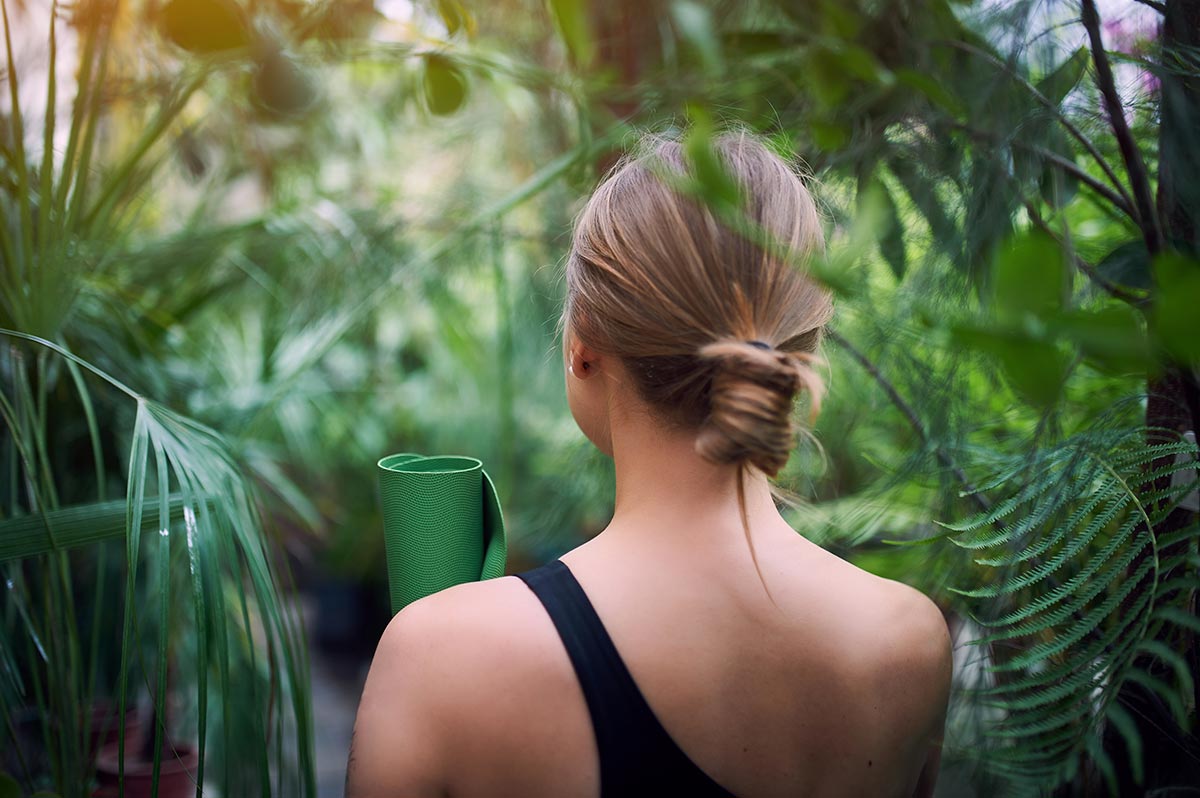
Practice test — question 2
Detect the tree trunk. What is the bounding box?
[1106,0,1200,792]
[586,0,664,174]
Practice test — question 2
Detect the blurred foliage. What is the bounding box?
[0,0,1198,796]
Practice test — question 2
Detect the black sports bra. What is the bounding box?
[515,559,736,797]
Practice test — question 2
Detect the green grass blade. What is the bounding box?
[117,402,150,791]
[37,1,57,261]
[148,435,171,795]
[0,496,186,561]
[1,0,34,275]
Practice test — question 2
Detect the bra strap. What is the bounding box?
[517,560,669,792]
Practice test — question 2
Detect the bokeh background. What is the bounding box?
[1,0,1198,796]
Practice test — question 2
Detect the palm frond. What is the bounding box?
[1,338,315,796]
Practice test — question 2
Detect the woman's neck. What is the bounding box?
[599,401,788,552]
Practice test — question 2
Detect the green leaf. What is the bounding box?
[721,30,793,58]
[436,0,475,37]
[807,251,864,298]
[963,156,1018,279]
[1135,639,1197,712]
[940,423,1200,787]
[547,0,594,68]
[422,54,469,116]
[1097,240,1151,290]
[1088,735,1120,797]
[810,120,851,150]
[873,178,902,282]
[817,0,864,38]
[0,773,18,798]
[827,41,891,85]
[0,496,187,562]
[1039,126,1079,208]
[806,46,851,109]
[858,175,906,280]
[253,49,318,117]
[894,68,966,117]
[160,0,252,55]
[1105,702,1145,785]
[671,1,722,74]
[992,230,1065,321]
[889,157,960,262]
[1036,47,1090,106]
[952,323,1070,407]
[682,106,741,212]
[1051,305,1150,373]
[1150,253,1200,362]
[1153,606,1200,636]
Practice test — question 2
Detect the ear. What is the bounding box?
[568,339,602,379]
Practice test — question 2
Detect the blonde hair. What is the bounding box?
[564,127,834,482]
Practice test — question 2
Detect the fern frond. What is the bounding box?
[976,557,1155,646]
[943,422,1199,793]
[975,535,1148,628]
[982,487,1111,565]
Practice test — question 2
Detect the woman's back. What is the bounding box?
[347,130,952,796]
[350,511,950,797]
[549,524,950,797]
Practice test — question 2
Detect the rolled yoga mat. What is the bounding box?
[377,453,507,615]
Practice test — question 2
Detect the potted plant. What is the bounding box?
[0,0,325,794]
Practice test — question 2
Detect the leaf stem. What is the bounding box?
[1019,197,1147,306]
[0,330,140,399]
[37,1,58,261]
[827,329,992,513]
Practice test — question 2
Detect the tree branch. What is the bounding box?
[937,39,1137,217]
[1080,0,1164,255]
[1017,141,1137,221]
[949,121,1138,221]
[1132,0,1166,14]
[1019,197,1148,306]
[827,329,991,513]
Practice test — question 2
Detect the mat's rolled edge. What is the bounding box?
[480,469,507,580]
[377,452,424,471]
[376,456,404,614]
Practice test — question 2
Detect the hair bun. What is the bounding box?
[695,340,824,477]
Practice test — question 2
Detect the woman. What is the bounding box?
[347,129,952,797]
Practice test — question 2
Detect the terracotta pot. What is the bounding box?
[1,701,142,785]
[93,741,200,798]
[86,700,142,755]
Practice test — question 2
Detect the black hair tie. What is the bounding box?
[747,340,771,351]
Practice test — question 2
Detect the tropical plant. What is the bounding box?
[0,0,342,793]
[0,0,623,792]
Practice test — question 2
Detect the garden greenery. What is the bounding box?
[1,0,1198,796]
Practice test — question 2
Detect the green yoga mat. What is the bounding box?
[377,453,507,615]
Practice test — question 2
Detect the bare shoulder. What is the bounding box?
[347,576,552,797]
[361,574,553,718]
[855,576,953,728]
[380,573,545,653]
[877,578,952,654]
